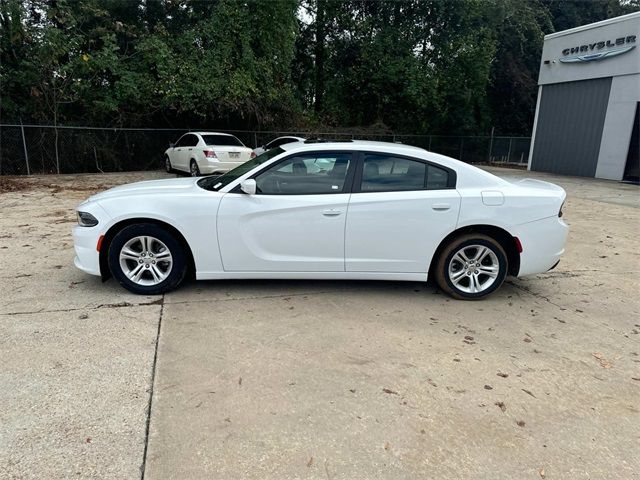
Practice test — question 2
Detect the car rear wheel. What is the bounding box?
[108,223,187,295]
[190,159,200,177]
[434,234,507,300]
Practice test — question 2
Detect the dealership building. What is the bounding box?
[528,12,639,182]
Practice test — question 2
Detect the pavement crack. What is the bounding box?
[0,298,163,316]
[140,293,165,480]
[505,281,565,310]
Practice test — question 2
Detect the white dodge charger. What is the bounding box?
[74,141,568,300]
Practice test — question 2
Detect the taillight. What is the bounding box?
[204,150,217,158]
[250,151,257,159]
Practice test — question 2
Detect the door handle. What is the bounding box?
[432,203,451,211]
[322,209,342,216]
[188,148,193,151]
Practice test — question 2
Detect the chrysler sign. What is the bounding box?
[560,35,636,63]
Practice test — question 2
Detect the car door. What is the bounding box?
[170,134,187,170]
[180,134,199,169]
[217,151,355,272]
[345,152,461,273]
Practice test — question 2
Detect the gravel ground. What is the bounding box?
[0,168,638,480]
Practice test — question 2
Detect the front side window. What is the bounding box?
[255,153,352,195]
[360,154,451,192]
[198,148,284,191]
[175,135,188,147]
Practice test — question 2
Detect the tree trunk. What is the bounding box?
[314,0,326,114]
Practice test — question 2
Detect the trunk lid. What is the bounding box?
[210,146,253,163]
[499,176,566,196]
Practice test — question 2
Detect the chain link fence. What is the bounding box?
[0,124,530,175]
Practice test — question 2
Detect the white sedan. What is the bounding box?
[253,136,305,156]
[74,141,568,300]
[164,131,255,176]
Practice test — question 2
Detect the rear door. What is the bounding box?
[182,134,199,168]
[217,151,355,272]
[345,152,461,273]
[172,134,198,170]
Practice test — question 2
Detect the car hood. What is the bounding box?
[85,177,200,203]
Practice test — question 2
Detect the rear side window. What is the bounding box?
[202,135,244,147]
[360,154,452,192]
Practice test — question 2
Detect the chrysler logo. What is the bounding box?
[560,45,636,63]
[560,35,636,63]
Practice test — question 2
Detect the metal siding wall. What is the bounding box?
[531,77,612,177]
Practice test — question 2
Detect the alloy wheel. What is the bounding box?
[447,244,499,294]
[119,235,173,286]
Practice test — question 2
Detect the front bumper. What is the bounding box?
[73,225,102,276]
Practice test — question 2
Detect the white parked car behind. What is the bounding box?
[253,136,305,156]
[164,132,255,176]
[74,140,568,300]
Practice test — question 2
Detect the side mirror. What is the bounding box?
[240,179,257,195]
[169,142,175,148]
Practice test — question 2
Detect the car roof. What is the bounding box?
[187,131,238,137]
[280,139,425,153]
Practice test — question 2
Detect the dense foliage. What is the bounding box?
[1,0,637,134]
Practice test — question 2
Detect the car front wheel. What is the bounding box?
[165,156,173,173]
[435,234,507,300]
[108,223,187,295]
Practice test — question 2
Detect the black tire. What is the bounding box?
[108,223,187,295]
[190,159,200,177]
[434,234,508,300]
[165,155,173,173]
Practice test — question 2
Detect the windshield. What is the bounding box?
[197,147,284,191]
[202,134,244,147]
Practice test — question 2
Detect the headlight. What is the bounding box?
[77,211,99,227]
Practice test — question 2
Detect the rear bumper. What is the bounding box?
[513,216,569,277]
[200,160,247,174]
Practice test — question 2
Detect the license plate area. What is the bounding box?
[229,152,240,159]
